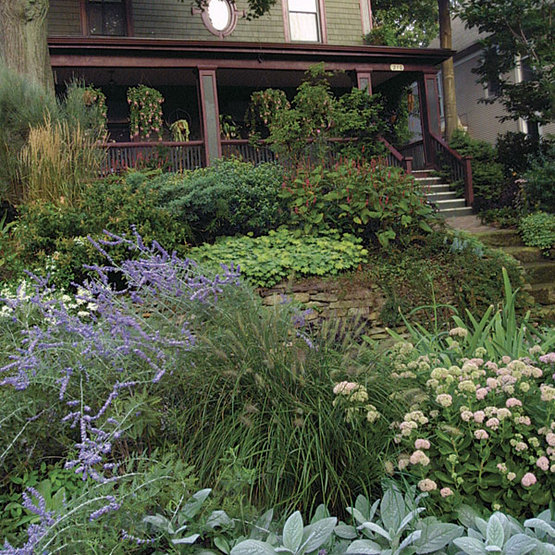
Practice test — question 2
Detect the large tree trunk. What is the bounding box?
[0,0,54,94]
[438,0,458,141]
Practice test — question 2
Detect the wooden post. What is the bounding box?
[198,67,221,165]
[463,156,473,205]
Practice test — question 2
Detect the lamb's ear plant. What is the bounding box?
[344,484,463,554]
[453,507,555,555]
[142,488,213,547]
[230,509,337,555]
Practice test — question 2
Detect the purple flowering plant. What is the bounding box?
[0,228,242,552]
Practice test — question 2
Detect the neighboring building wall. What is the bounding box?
[453,51,520,144]
[48,0,364,45]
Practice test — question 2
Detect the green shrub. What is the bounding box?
[151,159,288,245]
[523,148,555,213]
[280,160,435,246]
[495,131,549,178]
[448,130,506,212]
[14,175,188,288]
[519,211,555,253]
[190,228,368,287]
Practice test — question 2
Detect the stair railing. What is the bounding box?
[378,137,413,174]
[430,133,473,206]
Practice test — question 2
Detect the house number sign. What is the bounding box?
[390,64,405,71]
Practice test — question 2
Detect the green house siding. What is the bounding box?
[48,0,362,45]
[325,0,363,45]
[48,0,82,36]
[133,0,285,42]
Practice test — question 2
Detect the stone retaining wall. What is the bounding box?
[259,277,408,340]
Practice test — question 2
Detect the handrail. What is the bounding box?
[378,136,413,174]
[429,132,473,206]
[101,140,204,148]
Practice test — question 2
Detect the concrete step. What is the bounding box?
[440,206,474,218]
[473,229,522,247]
[423,183,454,193]
[415,176,442,186]
[530,282,555,305]
[502,246,545,263]
[434,198,468,210]
[426,191,459,203]
[523,261,555,285]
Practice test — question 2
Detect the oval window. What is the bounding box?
[208,0,232,31]
[194,0,241,37]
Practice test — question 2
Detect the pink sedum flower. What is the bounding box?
[474,411,486,423]
[506,398,522,408]
[486,417,500,430]
[474,429,489,440]
[410,450,431,466]
[440,487,454,497]
[521,472,537,487]
[415,439,431,450]
[537,456,550,471]
[476,387,489,400]
[418,478,437,492]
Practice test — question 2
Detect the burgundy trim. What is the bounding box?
[125,0,134,37]
[48,36,454,60]
[318,0,328,44]
[79,0,133,38]
[359,0,372,35]
[281,0,290,42]
[102,140,204,147]
[198,68,221,164]
[356,71,372,94]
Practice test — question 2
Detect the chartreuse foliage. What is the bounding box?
[190,228,368,287]
[519,212,555,254]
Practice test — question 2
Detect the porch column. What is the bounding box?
[356,71,373,94]
[198,67,221,165]
[417,71,441,168]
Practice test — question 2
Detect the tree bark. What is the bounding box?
[438,0,458,141]
[0,0,54,94]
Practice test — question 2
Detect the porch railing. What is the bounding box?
[430,133,473,206]
[221,140,276,164]
[101,141,205,175]
[379,137,413,174]
[398,140,425,170]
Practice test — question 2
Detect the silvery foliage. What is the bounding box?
[340,485,463,554]
[229,504,337,555]
[453,504,555,555]
[143,488,232,546]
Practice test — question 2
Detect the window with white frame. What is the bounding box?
[288,0,320,42]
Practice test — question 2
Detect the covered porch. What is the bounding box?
[49,37,472,204]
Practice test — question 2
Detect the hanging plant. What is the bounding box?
[127,85,164,141]
[81,85,108,132]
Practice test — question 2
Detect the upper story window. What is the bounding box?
[288,0,321,42]
[86,0,128,36]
